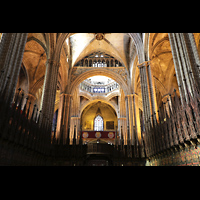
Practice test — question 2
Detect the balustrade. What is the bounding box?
[75,56,123,68]
[80,81,119,94]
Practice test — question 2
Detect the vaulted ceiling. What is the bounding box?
[69,33,134,69]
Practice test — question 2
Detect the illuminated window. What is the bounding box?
[94,115,104,131]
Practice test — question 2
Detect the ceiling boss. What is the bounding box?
[95,33,104,40]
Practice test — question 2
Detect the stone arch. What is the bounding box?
[16,63,29,95]
[128,33,145,64]
[106,90,120,101]
[81,100,118,134]
[68,68,130,96]
[80,99,118,118]
[26,35,48,55]
[53,33,145,67]
[29,76,44,95]
[23,37,47,97]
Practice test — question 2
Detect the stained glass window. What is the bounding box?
[94,115,104,131]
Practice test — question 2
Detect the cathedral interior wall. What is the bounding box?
[1,33,200,166]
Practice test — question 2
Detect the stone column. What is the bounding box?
[168,33,200,104]
[118,88,127,144]
[182,33,200,91]
[0,33,14,73]
[118,117,126,143]
[132,93,141,157]
[70,117,80,145]
[40,59,60,133]
[58,93,72,144]
[125,95,130,144]
[137,62,151,130]
[0,33,28,106]
[146,62,157,124]
[132,93,141,144]
[138,61,157,129]
[27,93,37,119]
[126,94,135,145]
[55,93,65,141]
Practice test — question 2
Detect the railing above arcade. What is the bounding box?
[80,81,119,95]
[75,57,123,68]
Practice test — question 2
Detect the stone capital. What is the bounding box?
[137,60,151,68]
[71,116,80,119]
[60,93,72,98]
[126,93,138,98]
[118,117,127,120]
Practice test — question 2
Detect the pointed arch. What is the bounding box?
[51,33,145,67]
[94,115,104,131]
[68,68,130,96]
[128,33,145,64]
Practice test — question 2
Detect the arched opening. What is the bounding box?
[67,68,128,145]
[94,115,104,131]
[69,68,129,96]
[81,100,118,145]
